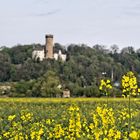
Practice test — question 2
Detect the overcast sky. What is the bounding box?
[0,0,140,49]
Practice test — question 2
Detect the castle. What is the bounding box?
[32,34,66,61]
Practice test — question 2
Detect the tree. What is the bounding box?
[0,52,11,81]
[3,44,33,64]
[110,44,119,54]
[121,46,135,54]
[32,71,62,97]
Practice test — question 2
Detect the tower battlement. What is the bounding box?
[45,34,53,38]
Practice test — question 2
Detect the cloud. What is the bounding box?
[35,9,61,17]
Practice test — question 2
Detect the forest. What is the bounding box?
[0,43,140,97]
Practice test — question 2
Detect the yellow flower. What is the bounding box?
[46,119,51,125]
[106,80,110,83]
[103,138,108,140]
[21,112,32,122]
[38,128,44,136]
[121,71,138,96]
[99,86,102,90]
[129,131,139,140]
[99,79,112,95]
[3,132,10,138]
[115,130,121,139]
[30,131,36,140]
[8,115,16,121]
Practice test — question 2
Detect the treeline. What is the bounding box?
[0,43,140,97]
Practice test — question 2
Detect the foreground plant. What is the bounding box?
[121,71,138,138]
[0,98,140,139]
[99,79,112,105]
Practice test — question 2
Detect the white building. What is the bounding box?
[32,49,44,61]
[32,48,67,62]
[54,50,67,61]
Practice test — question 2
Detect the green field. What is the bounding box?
[0,98,140,139]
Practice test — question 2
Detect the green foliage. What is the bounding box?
[0,52,11,82]
[2,44,33,64]
[1,44,140,97]
[11,80,35,97]
[31,71,62,97]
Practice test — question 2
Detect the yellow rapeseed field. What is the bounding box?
[0,98,140,139]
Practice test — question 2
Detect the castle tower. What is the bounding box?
[44,34,53,59]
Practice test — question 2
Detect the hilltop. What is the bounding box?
[0,43,140,97]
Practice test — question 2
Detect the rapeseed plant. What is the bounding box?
[8,114,16,121]
[0,98,140,139]
[99,79,112,106]
[121,71,140,139]
[122,71,138,97]
[99,79,112,96]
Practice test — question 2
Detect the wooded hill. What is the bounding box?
[0,43,140,97]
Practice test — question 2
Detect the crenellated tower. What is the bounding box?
[44,34,54,59]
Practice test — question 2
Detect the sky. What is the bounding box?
[0,0,140,49]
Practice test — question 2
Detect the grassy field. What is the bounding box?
[0,98,140,139]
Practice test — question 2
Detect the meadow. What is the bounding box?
[0,98,140,140]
